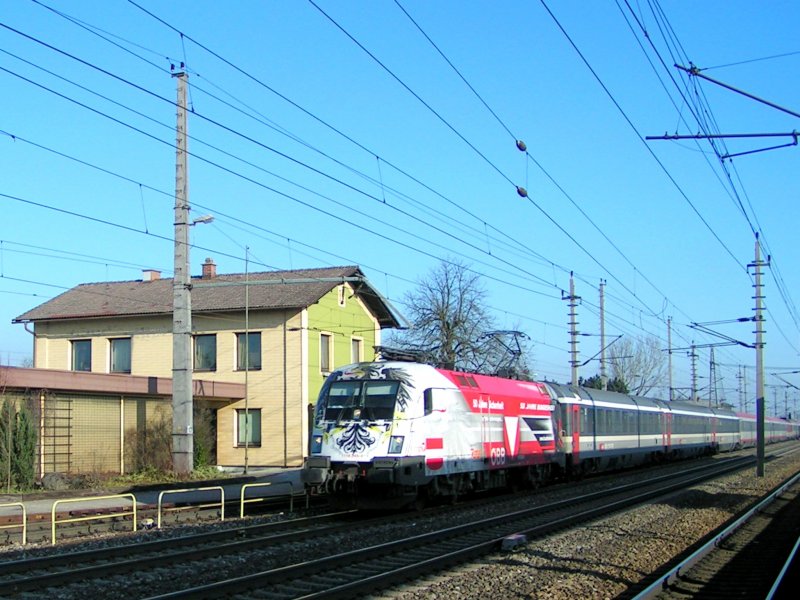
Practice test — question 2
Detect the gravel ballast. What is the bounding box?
[380,449,800,600]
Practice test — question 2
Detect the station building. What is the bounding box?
[8,261,402,475]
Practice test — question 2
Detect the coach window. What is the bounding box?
[595,408,607,434]
[611,409,621,433]
[194,334,217,371]
[581,406,594,434]
[561,407,573,435]
[643,412,658,435]
[625,411,636,434]
[110,337,132,373]
[71,339,91,372]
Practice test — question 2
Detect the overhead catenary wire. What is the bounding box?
[0,59,564,300]
[388,1,750,384]
[122,0,549,273]
[539,0,744,272]
[394,0,681,325]
[118,0,704,344]
[0,3,785,388]
[617,0,800,349]
[0,128,574,335]
[0,20,579,299]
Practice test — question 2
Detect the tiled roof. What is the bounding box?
[14,265,403,328]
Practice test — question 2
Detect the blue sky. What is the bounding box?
[1,1,798,413]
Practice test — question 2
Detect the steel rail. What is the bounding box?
[145,456,757,599]
[631,470,800,599]
[0,510,356,593]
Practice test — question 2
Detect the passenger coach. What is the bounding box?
[548,383,740,475]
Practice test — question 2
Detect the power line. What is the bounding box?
[119,0,697,333]
[540,0,744,271]
[307,0,518,190]
[0,20,580,299]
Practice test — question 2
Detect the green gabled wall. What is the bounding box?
[306,283,381,406]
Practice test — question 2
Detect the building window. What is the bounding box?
[338,284,346,307]
[236,409,261,447]
[351,337,363,363]
[236,332,261,371]
[71,339,91,372]
[193,334,217,371]
[320,332,333,373]
[110,337,131,373]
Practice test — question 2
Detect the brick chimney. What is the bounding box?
[202,257,217,279]
[142,269,161,281]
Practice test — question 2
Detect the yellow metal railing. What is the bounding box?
[51,494,137,545]
[0,502,27,545]
[240,481,304,517]
[157,486,225,529]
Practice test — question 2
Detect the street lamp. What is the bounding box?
[192,214,214,225]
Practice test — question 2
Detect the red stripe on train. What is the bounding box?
[426,438,444,450]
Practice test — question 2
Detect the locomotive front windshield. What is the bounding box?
[322,380,400,421]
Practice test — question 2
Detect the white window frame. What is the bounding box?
[71,339,92,372]
[109,337,132,373]
[235,408,262,447]
[236,331,262,371]
[193,334,217,372]
[351,336,363,363]
[320,332,333,374]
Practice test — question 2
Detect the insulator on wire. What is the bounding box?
[516,140,527,152]
[517,186,528,198]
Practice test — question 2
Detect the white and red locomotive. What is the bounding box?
[301,360,799,508]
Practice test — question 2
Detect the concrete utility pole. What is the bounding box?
[244,246,250,475]
[564,273,580,386]
[667,317,674,401]
[172,70,193,475]
[599,280,607,390]
[737,366,745,411]
[689,344,698,402]
[708,347,717,407]
[749,232,769,478]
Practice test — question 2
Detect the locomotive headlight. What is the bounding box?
[311,435,323,454]
[388,436,404,454]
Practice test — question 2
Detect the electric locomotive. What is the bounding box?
[301,360,562,508]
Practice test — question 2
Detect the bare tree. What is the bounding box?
[609,335,666,397]
[389,260,533,375]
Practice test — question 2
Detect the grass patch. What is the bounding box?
[101,465,228,488]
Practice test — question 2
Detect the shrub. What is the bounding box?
[12,403,37,489]
[0,399,38,491]
[125,408,172,473]
[0,400,13,493]
[193,405,216,468]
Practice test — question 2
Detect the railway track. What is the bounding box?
[137,456,756,599]
[627,470,800,599]
[0,509,358,594]
[0,452,790,599]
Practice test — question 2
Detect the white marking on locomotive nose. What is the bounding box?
[504,416,520,457]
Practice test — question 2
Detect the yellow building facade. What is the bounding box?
[15,264,402,470]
